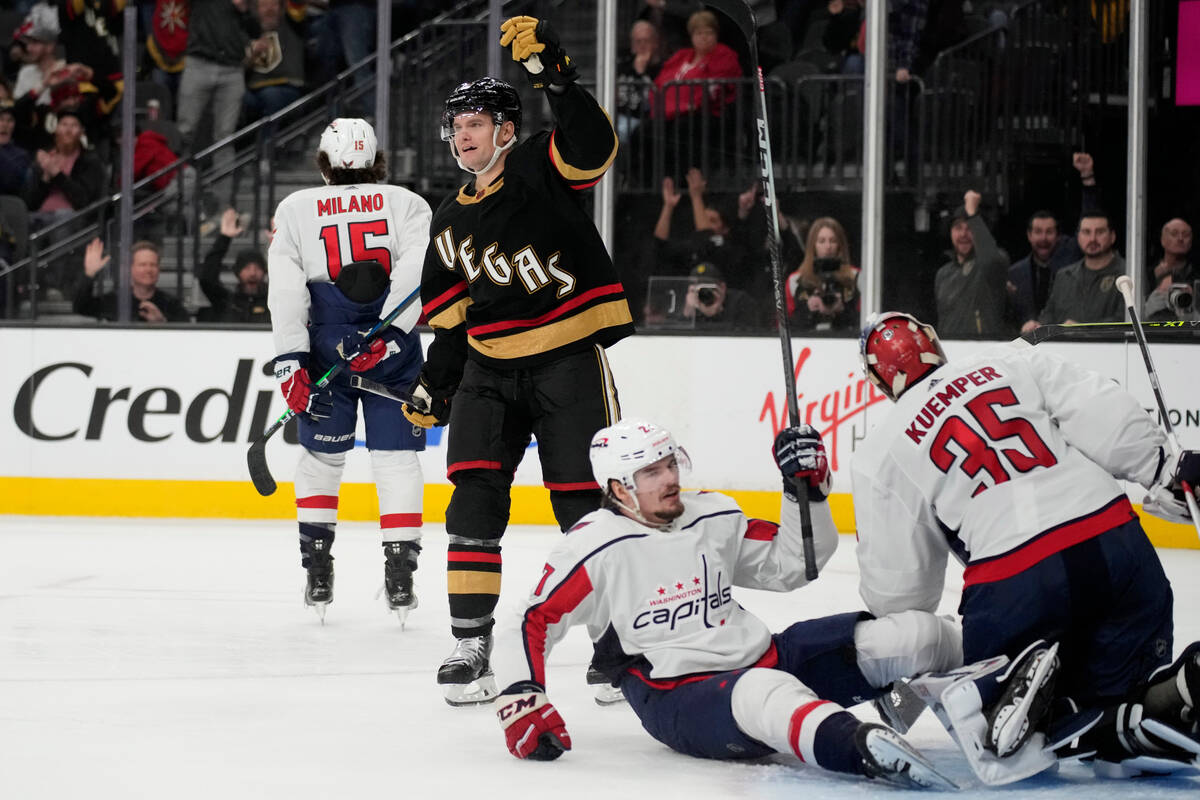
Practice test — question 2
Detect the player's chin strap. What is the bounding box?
[449,127,517,175]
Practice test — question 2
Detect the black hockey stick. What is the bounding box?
[349,374,414,405]
[1021,319,1200,345]
[247,284,421,496]
[1115,277,1200,535]
[708,0,817,580]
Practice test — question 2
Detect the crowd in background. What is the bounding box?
[0,0,1194,335]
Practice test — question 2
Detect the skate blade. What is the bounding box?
[993,643,1059,757]
[392,603,416,630]
[441,673,499,707]
[306,600,329,624]
[868,734,959,790]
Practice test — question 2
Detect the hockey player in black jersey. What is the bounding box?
[401,16,635,705]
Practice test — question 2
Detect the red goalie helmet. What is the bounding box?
[859,312,946,401]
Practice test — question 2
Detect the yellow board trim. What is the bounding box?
[1,478,1195,550]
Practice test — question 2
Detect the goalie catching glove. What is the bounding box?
[495,681,572,760]
[401,374,451,429]
[1143,449,1200,524]
[773,425,831,502]
[339,326,403,373]
[275,354,333,420]
[499,16,577,89]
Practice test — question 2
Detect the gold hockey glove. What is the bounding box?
[499,16,577,89]
[402,375,451,429]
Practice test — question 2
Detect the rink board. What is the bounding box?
[1,327,1197,548]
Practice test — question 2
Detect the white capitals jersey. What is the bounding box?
[268,182,432,355]
[851,340,1168,617]
[512,491,838,689]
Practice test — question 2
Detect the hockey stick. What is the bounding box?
[1115,276,1200,535]
[349,374,414,405]
[247,285,421,496]
[1021,319,1200,345]
[707,0,817,580]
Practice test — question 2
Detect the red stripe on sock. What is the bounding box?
[380,513,422,529]
[788,700,831,762]
[448,551,502,564]
[296,495,338,509]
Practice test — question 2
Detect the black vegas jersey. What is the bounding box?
[420,84,635,389]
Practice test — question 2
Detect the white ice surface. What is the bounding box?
[2,516,1198,800]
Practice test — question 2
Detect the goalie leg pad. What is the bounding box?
[909,656,1058,785]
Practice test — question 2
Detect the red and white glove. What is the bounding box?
[773,424,831,502]
[343,327,403,373]
[1144,449,1200,524]
[495,681,571,761]
[275,355,333,420]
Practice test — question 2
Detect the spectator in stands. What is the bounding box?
[177,0,261,211]
[683,260,762,331]
[652,10,743,168]
[74,237,190,322]
[652,169,758,292]
[0,101,31,196]
[244,0,306,123]
[933,189,1010,337]
[11,3,66,150]
[54,0,125,145]
[616,19,662,146]
[196,208,269,323]
[825,0,865,73]
[310,0,374,107]
[143,0,190,102]
[1007,153,1098,332]
[636,0,692,57]
[1145,217,1195,322]
[1037,209,1126,326]
[24,108,103,224]
[785,215,859,332]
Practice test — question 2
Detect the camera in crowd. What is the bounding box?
[697,285,719,305]
[813,257,843,308]
[690,262,724,307]
[1168,282,1195,315]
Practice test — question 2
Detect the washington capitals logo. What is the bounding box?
[633,553,732,631]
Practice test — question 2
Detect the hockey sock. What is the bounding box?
[372,450,423,545]
[447,536,501,638]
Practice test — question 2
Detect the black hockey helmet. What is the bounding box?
[440,77,522,142]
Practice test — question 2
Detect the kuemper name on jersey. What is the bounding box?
[316,193,385,216]
[432,227,576,297]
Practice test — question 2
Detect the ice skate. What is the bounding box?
[855,722,958,790]
[304,546,334,624]
[1091,701,1200,778]
[437,635,498,706]
[586,663,625,706]
[382,541,420,629]
[985,641,1059,757]
[874,679,927,734]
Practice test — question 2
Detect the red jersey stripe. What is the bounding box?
[423,280,468,315]
[523,567,595,685]
[467,284,625,336]
[544,480,602,491]
[447,459,503,477]
[963,497,1135,586]
[744,519,778,541]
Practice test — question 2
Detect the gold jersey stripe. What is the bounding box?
[427,296,472,330]
[550,119,619,183]
[467,300,632,360]
[448,570,503,595]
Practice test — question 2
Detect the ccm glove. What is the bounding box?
[401,375,450,429]
[341,326,404,373]
[275,354,333,420]
[495,681,572,761]
[499,16,577,89]
[1144,449,1200,524]
[773,425,831,503]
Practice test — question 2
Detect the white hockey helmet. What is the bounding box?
[589,419,691,496]
[318,118,377,170]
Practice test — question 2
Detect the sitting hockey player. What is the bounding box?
[854,311,1200,781]
[494,419,964,789]
[267,118,432,623]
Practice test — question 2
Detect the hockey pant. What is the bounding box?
[621,611,960,771]
[443,348,619,639]
[295,448,424,565]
